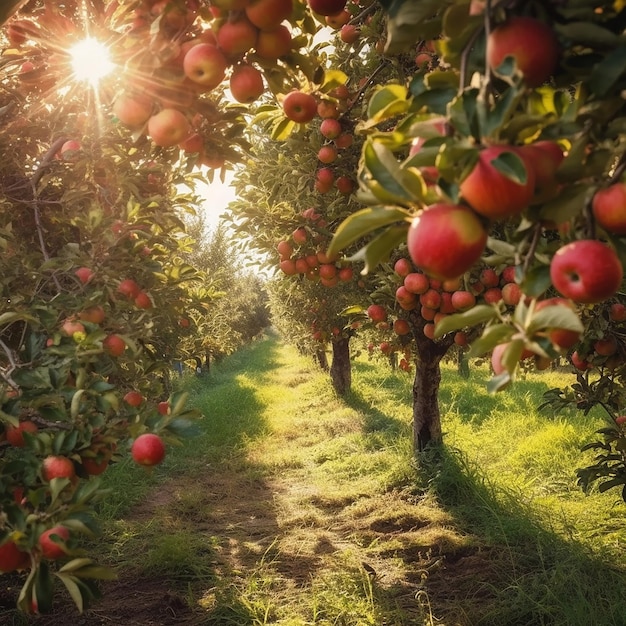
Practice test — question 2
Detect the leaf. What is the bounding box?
[271,118,296,141]
[487,371,511,394]
[598,477,626,493]
[539,184,589,224]
[366,85,409,123]
[320,69,349,92]
[519,265,552,298]
[434,305,498,338]
[56,574,84,613]
[467,323,516,359]
[326,206,410,257]
[555,21,620,47]
[526,305,584,336]
[490,151,529,185]
[384,0,447,55]
[348,225,408,274]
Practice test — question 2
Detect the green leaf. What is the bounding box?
[467,323,515,359]
[539,184,589,224]
[56,574,85,613]
[384,0,447,55]
[348,225,408,274]
[366,85,409,123]
[519,265,552,298]
[434,305,498,338]
[555,21,620,47]
[487,371,511,394]
[327,206,410,257]
[489,151,529,185]
[271,118,296,141]
[526,305,583,336]
[320,69,349,92]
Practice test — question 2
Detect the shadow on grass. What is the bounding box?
[412,445,626,626]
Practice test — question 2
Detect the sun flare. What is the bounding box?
[68,37,114,85]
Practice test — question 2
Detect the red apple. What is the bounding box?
[549,240,623,304]
[571,350,591,371]
[131,433,166,466]
[487,16,560,87]
[318,145,338,164]
[0,540,29,573]
[609,302,626,322]
[326,10,350,29]
[113,93,153,128]
[74,267,93,283]
[246,0,292,30]
[407,203,488,280]
[534,297,581,349]
[217,16,258,58]
[292,227,308,245]
[450,290,476,312]
[521,140,564,198]
[61,319,86,338]
[229,64,264,103]
[134,291,152,309]
[117,278,141,299]
[460,146,536,220]
[501,282,522,306]
[394,319,411,336]
[277,240,293,259]
[308,0,347,16]
[103,334,126,357]
[39,526,70,560]
[404,272,430,295]
[335,176,354,194]
[183,43,227,89]
[592,183,626,235]
[123,390,144,407]
[6,420,38,447]
[320,118,342,139]
[147,109,191,148]
[594,336,617,356]
[78,306,105,324]
[340,24,359,44]
[157,401,170,415]
[366,304,387,323]
[394,258,412,277]
[283,91,317,123]
[60,140,81,161]
[42,455,76,481]
[255,25,292,59]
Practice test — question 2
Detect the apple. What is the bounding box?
[39,526,70,560]
[571,350,591,371]
[308,0,347,16]
[487,16,560,87]
[318,145,338,164]
[335,133,353,149]
[594,336,617,356]
[320,118,342,139]
[229,64,264,103]
[366,304,387,323]
[407,203,488,280]
[117,278,141,299]
[60,140,81,161]
[394,319,411,336]
[479,268,499,288]
[340,24,359,44]
[592,183,626,235]
[521,140,564,199]
[6,420,38,447]
[420,289,441,310]
[255,25,292,59]
[179,132,203,154]
[326,10,350,29]
[338,267,353,281]
[157,401,170,415]
[280,259,297,275]
[0,540,29,573]
[81,455,109,476]
[501,282,522,306]
[277,240,293,259]
[454,331,468,346]
[316,167,335,187]
[61,319,86,338]
[183,43,227,89]
[42,455,76,481]
[74,267,93,283]
[103,334,126,357]
[113,93,153,128]
[123,390,144,407]
[131,433,166,466]
[491,342,533,375]
[246,0,292,31]
[217,16,258,59]
[404,272,430,295]
[460,146,536,220]
[450,290,476,312]
[78,306,105,324]
[282,91,317,123]
[394,258,412,277]
[292,227,308,245]
[483,287,503,304]
[335,176,354,194]
[609,302,626,322]
[134,291,152,309]
[549,240,623,304]
[147,109,191,148]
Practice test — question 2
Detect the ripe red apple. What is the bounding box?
[292,227,308,245]
[407,203,488,280]
[78,306,105,324]
[283,91,317,123]
[123,390,144,407]
[366,304,387,323]
[404,272,430,295]
[483,287,503,304]
[113,93,153,128]
[594,336,617,356]
[134,291,152,309]
[338,266,353,281]
[317,99,339,119]
[179,132,203,154]
[326,10,350,29]
[217,17,258,58]
[460,146,536,220]
[316,167,335,187]
[42,455,76,481]
[335,133,353,149]
[61,319,86,338]
[131,433,166,467]
[74,267,93,283]
[277,240,293,259]
[117,278,141,299]
[318,145,338,164]
[549,240,623,304]
[420,289,441,310]
[521,140,564,199]
[81,455,109,476]
[487,16,560,87]
[103,334,126,357]
[609,302,626,322]
[280,259,297,275]
[340,24,359,44]
[229,64,264,103]
[336,176,354,194]
[0,540,29,573]
[255,25,292,59]
[450,290,476,312]
[320,118,342,140]
[246,0,292,30]
[394,258,412,277]
[147,109,191,148]
[6,420,38,447]
[501,282,522,306]
[571,350,591,371]
[592,183,626,235]
[183,43,227,89]
[59,140,81,162]
[394,319,411,336]
[308,0,347,16]
[39,526,70,560]
[157,401,170,415]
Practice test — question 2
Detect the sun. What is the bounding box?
[68,37,114,85]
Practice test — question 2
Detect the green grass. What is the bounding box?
[14,333,626,625]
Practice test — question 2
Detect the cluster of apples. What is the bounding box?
[276,219,354,287]
[113,0,299,163]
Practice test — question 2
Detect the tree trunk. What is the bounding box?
[408,310,455,453]
[316,349,329,371]
[330,336,351,395]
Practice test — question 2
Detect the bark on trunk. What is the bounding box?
[330,336,351,395]
[316,349,329,371]
[408,310,455,453]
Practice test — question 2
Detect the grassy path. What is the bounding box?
[27,333,626,625]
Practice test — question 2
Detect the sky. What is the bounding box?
[195,169,237,232]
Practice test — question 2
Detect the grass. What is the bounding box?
[11,332,626,625]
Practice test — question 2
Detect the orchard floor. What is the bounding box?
[7,336,626,625]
